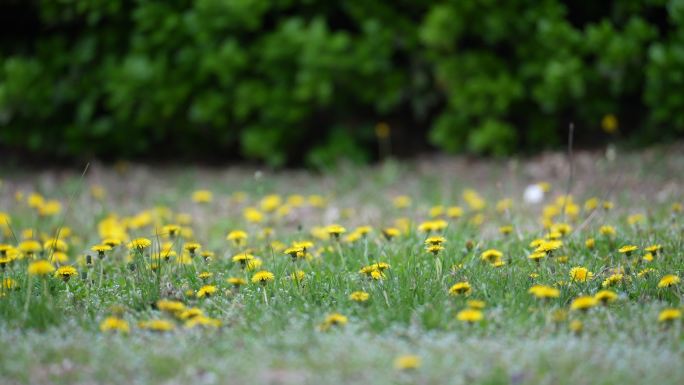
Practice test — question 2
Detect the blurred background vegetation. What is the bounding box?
[1,0,683,167]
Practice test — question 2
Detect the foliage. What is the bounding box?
[0,1,683,165]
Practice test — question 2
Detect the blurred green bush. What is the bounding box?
[0,0,682,166]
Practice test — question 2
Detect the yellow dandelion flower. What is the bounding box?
[448,281,472,296]
[226,230,248,245]
[191,190,213,203]
[528,285,560,299]
[570,295,598,311]
[569,266,593,282]
[226,277,247,287]
[325,224,346,238]
[466,300,486,309]
[54,266,78,282]
[425,236,446,246]
[618,245,638,255]
[185,316,221,329]
[197,285,218,298]
[599,225,616,236]
[319,313,348,331]
[156,299,186,314]
[394,355,421,370]
[585,238,595,249]
[446,206,463,218]
[349,291,370,302]
[392,195,411,209]
[595,290,618,304]
[251,270,275,284]
[382,227,401,240]
[100,317,130,333]
[139,319,175,332]
[658,308,682,323]
[128,238,152,250]
[456,308,484,323]
[28,260,55,276]
[480,249,503,263]
[658,274,680,288]
[602,273,624,288]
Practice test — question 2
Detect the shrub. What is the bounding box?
[0,1,682,165]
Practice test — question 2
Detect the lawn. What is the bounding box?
[1,145,683,385]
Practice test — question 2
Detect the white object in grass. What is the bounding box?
[524,184,544,204]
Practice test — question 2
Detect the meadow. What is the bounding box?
[0,146,683,385]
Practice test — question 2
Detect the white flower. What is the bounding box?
[524,184,544,204]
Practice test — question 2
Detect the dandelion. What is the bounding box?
[179,308,204,320]
[602,274,624,288]
[226,277,247,287]
[325,224,346,239]
[200,250,214,261]
[466,300,486,309]
[535,240,563,254]
[658,308,681,323]
[162,224,181,238]
[192,190,213,203]
[658,274,680,288]
[447,206,463,218]
[393,195,411,209]
[426,244,445,255]
[394,355,421,370]
[2,277,17,290]
[251,270,275,285]
[128,238,152,251]
[49,252,69,264]
[448,282,472,296]
[139,319,175,332]
[638,268,656,278]
[284,246,304,260]
[156,299,185,314]
[569,319,583,334]
[595,290,618,304]
[585,238,595,249]
[226,230,248,246]
[319,313,348,331]
[245,258,263,271]
[44,238,68,252]
[232,252,254,266]
[184,242,201,255]
[425,236,446,246]
[599,225,616,237]
[570,295,598,311]
[100,317,130,333]
[480,249,503,264]
[569,266,593,282]
[644,244,662,254]
[18,240,41,256]
[528,285,560,299]
[349,291,370,302]
[456,309,483,323]
[382,227,401,240]
[290,270,306,282]
[91,244,112,258]
[197,285,218,298]
[429,205,444,218]
[198,271,213,280]
[28,260,55,276]
[185,316,221,329]
[618,245,638,256]
[499,225,514,235]
[54,266,77,282]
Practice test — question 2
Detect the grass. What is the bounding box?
[0,145,683,384]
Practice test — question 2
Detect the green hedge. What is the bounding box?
[1,0,683,166]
